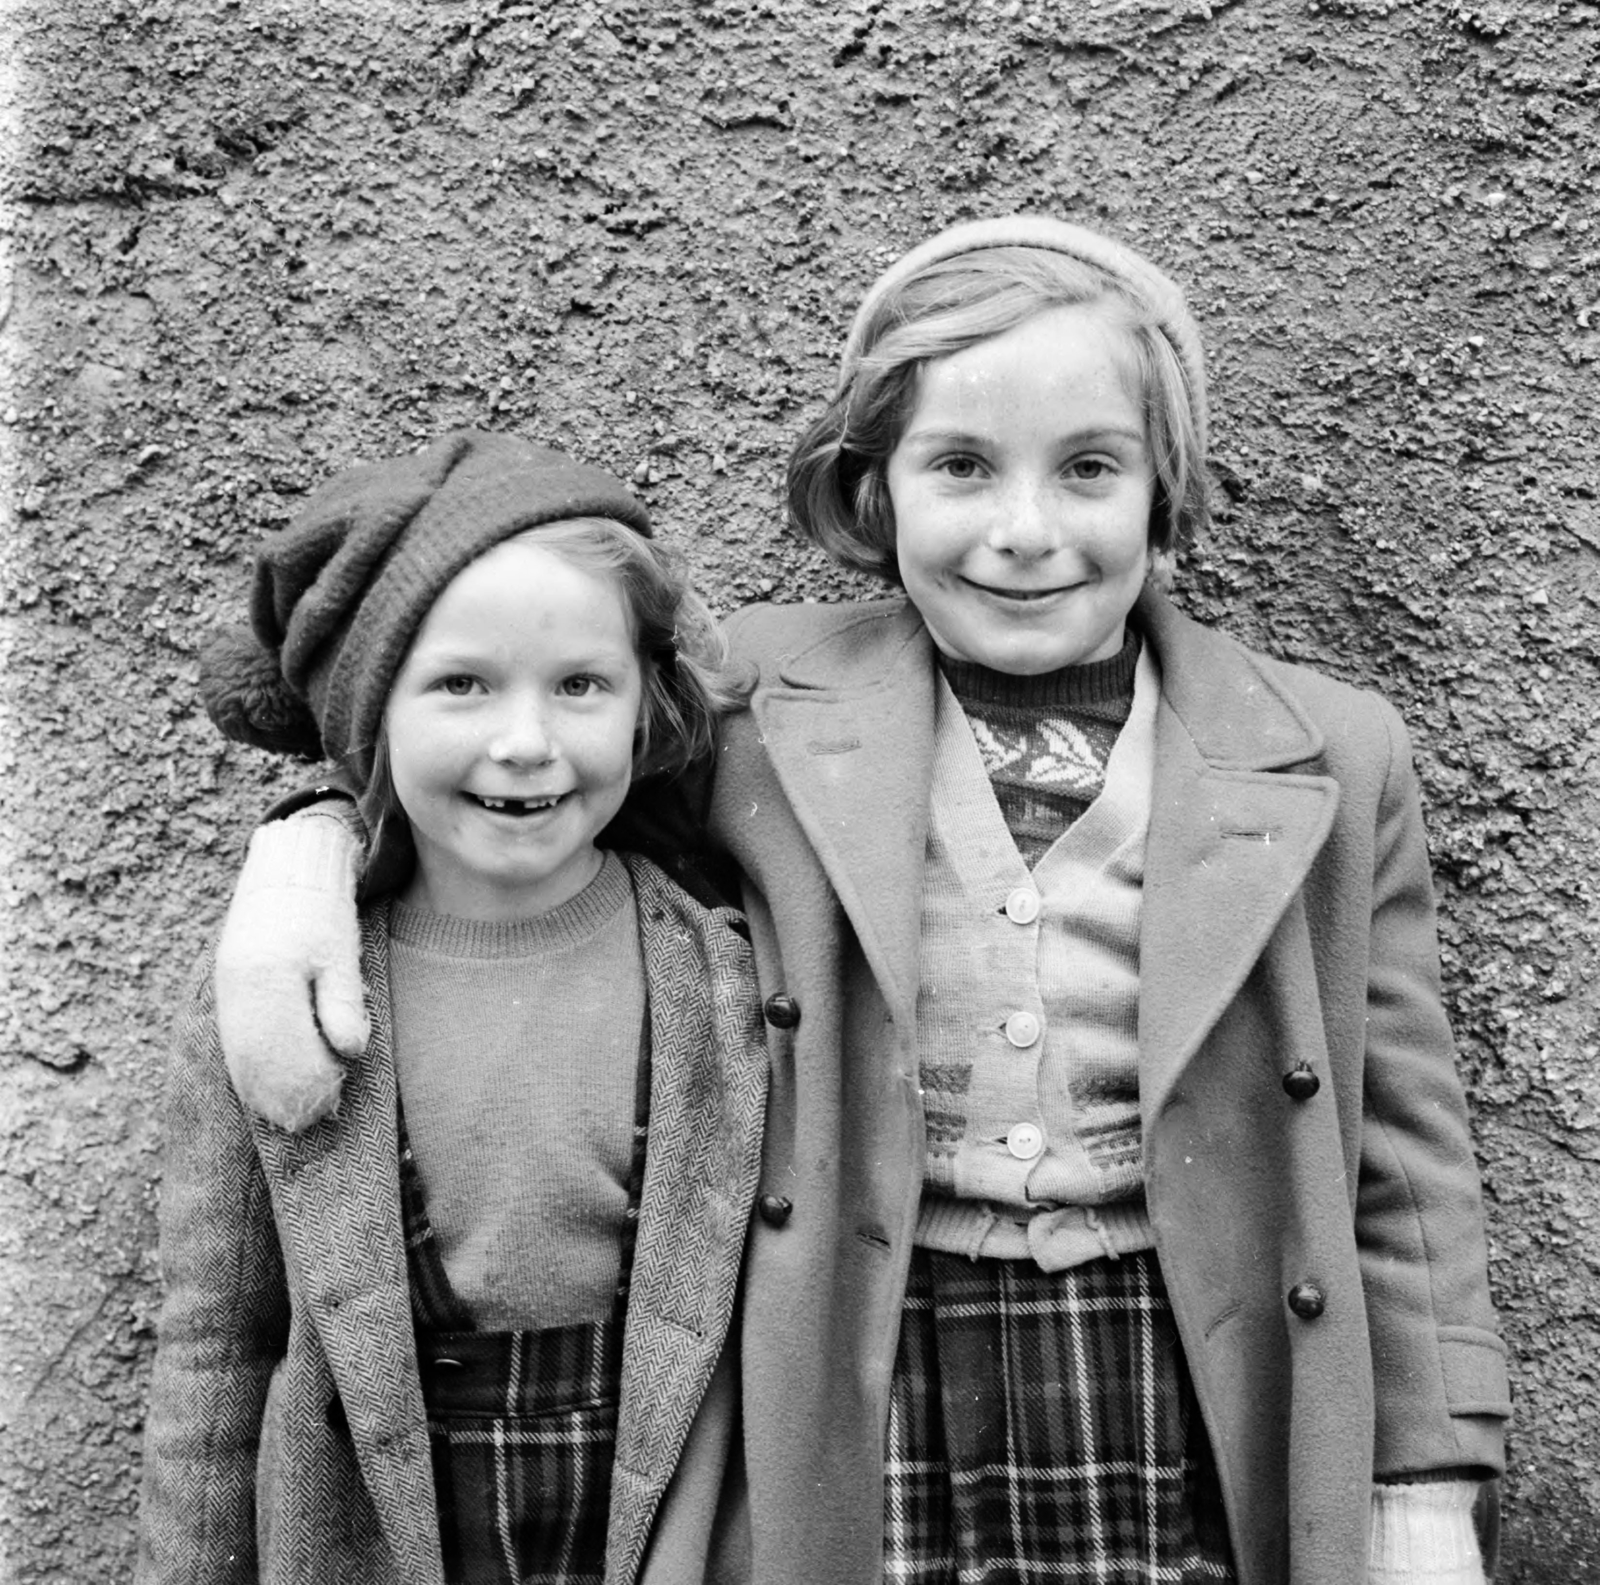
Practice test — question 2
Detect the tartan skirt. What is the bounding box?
[884,1246,1237,1584]
[418,1324,621,1585]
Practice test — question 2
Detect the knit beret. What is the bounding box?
[200,429,651,784]
[838,215,1207,449]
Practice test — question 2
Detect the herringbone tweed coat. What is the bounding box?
[136,854,767,1585]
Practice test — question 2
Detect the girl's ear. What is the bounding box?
[1146,547,1176,594]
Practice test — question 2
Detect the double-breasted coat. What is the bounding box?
[136,854,767,1585]
[641,587,1509,1585]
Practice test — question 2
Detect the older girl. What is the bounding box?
[206,221,1507,1585]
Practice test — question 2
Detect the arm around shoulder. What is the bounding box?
[214,801,369,1130]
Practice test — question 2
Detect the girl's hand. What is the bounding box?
[213,807,367,1131]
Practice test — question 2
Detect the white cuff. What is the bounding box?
[237,806,363,898]
[1368,1480,1485,1585]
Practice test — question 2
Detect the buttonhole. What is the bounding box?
[855,1225,891,1251]
[1220,828,1280,843]
[806,737,861,755]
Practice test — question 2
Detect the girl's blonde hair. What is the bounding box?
[787,245,1210,582]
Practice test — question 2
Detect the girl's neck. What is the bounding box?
[398,844,609,927]
[937,624,1140,710]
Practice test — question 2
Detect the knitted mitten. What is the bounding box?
[214,805,368,1131]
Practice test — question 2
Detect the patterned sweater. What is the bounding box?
[942,627,1139,866]
[913,633,1154,1270]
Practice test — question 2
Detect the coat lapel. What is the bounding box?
[608,857,767,1583]
[251,910,440,1585]
[1136,591,1341,1124]
[751,601,936,1025]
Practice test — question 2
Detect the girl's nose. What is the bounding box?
[986,480,1059,558]
[487,699,555,765]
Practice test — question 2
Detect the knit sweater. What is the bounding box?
[913,637,1156,1269]
[943,627,1139,868]
[388,850,644,1330]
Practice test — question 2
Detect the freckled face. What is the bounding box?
[383,540,643,922]
[885,302,1156,676]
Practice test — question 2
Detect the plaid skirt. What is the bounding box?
[418,1325,621,1585]
[884,1246,1237,1584]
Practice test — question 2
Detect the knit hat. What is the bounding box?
[200,429,651,786]
[839,215,1207,450]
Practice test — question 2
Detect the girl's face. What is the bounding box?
[885,302,1155,676]
[384,539,643,921]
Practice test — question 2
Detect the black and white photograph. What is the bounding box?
[1,2,1596,1581]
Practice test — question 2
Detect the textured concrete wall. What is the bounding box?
[2,1,1596,1579]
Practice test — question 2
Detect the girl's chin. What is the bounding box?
[940,632,1123,675]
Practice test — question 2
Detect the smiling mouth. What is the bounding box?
[961,577,1077,602]
[465,792,566,816]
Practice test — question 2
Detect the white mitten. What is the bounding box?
[214,807,368,1131]
[1368,1481,1487,1585]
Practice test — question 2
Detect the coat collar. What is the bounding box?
[748,588,1341,1117]
[750,600,936,1026]
[762,587,1328,772]
[1134,585,1326,771]
[768,597,930,691]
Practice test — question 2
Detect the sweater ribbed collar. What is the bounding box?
[388,848,632,958]
[936,624,1141,711]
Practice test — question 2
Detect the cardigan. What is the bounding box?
[639,586,1508,1585]
[136,854,767,1585]
[911,651,1157,1269]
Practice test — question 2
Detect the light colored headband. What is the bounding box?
[838,215,1207,445]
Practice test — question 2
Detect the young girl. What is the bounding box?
[135,430,767,1585]
[205,221,1509,1585]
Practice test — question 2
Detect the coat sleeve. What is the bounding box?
[136,959,291,1584]
[1355,704,1510,1479]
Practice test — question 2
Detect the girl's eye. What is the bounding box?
[558,675,602,698]
[439,675,479,696]
[936,455,982,480]
[1067,457,1115,481]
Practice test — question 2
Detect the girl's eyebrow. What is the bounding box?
[901,424,1146,447]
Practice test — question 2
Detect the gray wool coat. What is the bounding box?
[640,587,1509,1585]
[136,853,767,1585]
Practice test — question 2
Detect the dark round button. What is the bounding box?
[1287,1282,1326,1319]
[1282,1064,1321,1101]
[763,993,801,1029]
[758,1193,794,1227]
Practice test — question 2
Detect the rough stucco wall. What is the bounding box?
[0,0,1595,1578]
